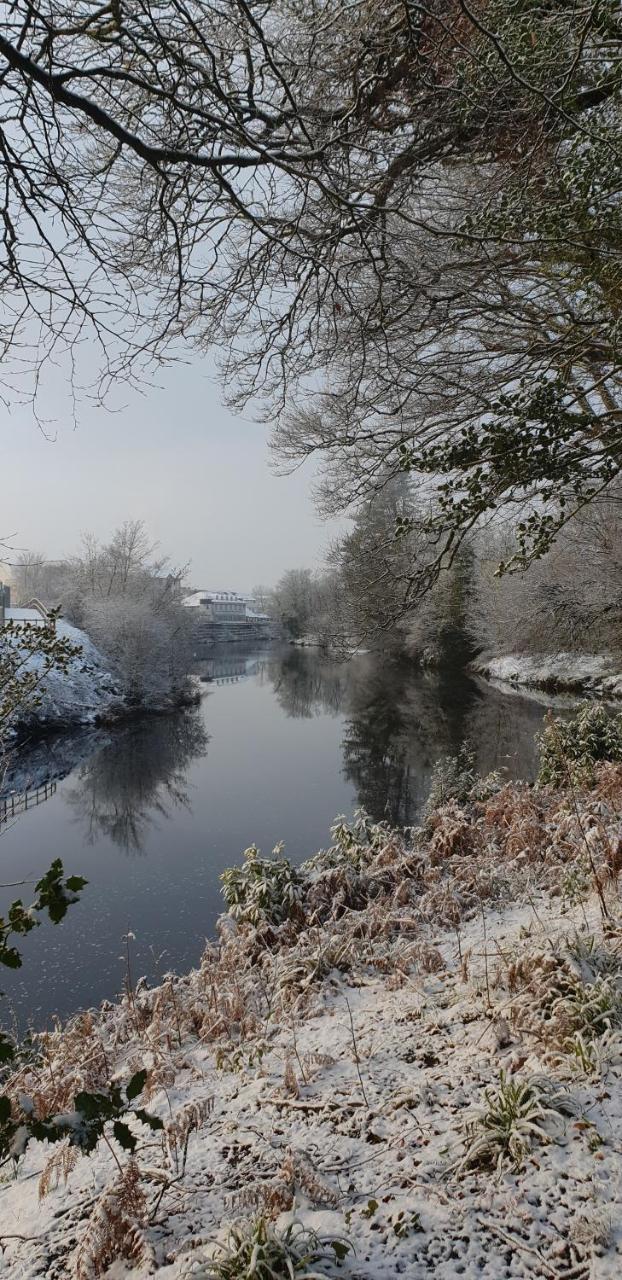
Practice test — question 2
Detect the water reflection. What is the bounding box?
[258,648,549,826]
[0,645,561,1024]
[63,711,209,853]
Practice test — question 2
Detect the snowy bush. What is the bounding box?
[197,1217,350,1280]
[425,746,500,816]
[304,810,392,874]
[83,596,193,709]
[458,1073,578,1172]
[221,845,303,926]
[538,703,622,786]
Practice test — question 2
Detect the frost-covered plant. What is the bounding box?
[197,1217,350,1279]
[1,1068,163,1165]
[221,845,303,926]
[566,1029,622,1077]
[458,1073,577,1172]
[304,810,392,873]
[425,744,477,814]
[565,931,622,983]
[538,704,622,787]
[553,975,622,1040]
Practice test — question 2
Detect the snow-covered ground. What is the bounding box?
[472,652,622,699]
[8,620,124,734]
[1,777,622,1279]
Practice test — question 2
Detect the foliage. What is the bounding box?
[425,746,478,815]
[0,1069,163,1165]
[0,615,82,736]
[538,705,622,786]
[221,846,303,927]
[458,1073,578,1172]
[197,1217,350,1280]
[0,860,88,1067]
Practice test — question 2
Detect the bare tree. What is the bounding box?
[1,1,620,565]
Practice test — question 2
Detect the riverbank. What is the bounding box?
[2,766,622,1277]
[472,651,622,699]
[4,619,199,744]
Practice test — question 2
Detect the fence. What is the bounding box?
[0,780,57,825]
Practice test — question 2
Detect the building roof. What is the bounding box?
[5,607,46,623]
[183,590,248,607]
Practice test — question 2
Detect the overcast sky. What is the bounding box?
[2,356,343,591]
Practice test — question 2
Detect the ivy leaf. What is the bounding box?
[113,1121,136,1152]
[126,1069,147,1102]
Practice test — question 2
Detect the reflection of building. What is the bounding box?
[195,653,261,684]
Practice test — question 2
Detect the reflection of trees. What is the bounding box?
[259,649,348,719]
[342,660,479,825]
[264,649,554,827]
[64,711,209,853]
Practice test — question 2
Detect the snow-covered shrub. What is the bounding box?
[566,1028,622,1077]
[82,595,193,709]
[425,745,477,814]
[196,1217,349,1280]
[304,810,393,874]
[538,703,622,786]
[221,845,303,927]
[458,1073,577,1172]
[552,975,622,1041]
[425,746,501,817]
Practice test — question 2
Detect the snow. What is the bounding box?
[2,776,622,1277]
[473,652,622,699]
[9,620,123,732]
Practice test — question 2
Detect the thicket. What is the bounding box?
[12,521,194,709]
[272,485,622,664]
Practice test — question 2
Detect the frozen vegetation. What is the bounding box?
[2,712,622,1277]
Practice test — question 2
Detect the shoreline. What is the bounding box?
[470,651,622,699]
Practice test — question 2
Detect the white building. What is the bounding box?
[182,590,269,623]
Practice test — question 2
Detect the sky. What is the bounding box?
[2,355,343,592]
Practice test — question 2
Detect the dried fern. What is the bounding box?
[71,1158,153,1279]
[39,1138,80,1200]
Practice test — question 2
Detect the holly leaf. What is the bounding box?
[126,1069,147,1102]
[113,1121,136,1152]
[134,1108,164,1131]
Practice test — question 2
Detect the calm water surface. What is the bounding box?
[0,645,555,1027]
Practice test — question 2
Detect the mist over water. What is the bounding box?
[0,645,553,1028]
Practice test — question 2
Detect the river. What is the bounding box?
[0,644,557,1028]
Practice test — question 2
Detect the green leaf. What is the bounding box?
[0,947,23,969]
[331,1240,351,1262]
[126,1069,147,1102]
[134,1108,164,1131]
[113,1120,136,1152]
[0,1035,16,1064]
[65,876,88,893]
[0,1095,12,1125]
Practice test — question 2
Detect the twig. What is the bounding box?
[345,995,370,1109]
[476,1217,558,1277]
